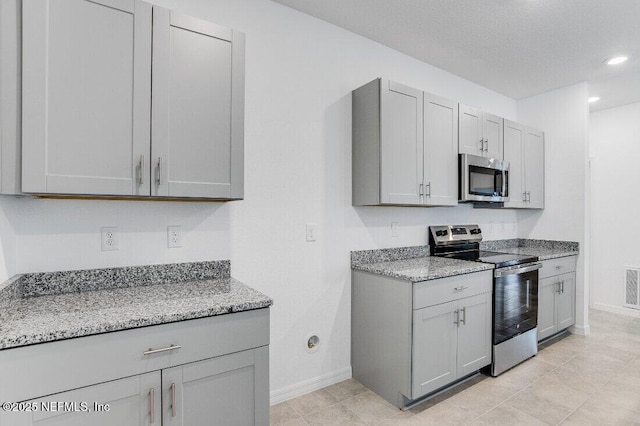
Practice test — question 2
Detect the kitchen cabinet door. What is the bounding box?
[378,81,424,205]
[503,120,525,208]
[21,0,152,196]
[556,273,576,331]
[412,301,457,398]
[482,112,504,160]
[152,7,245,199]
[524,128,545,209]
[456,292,492,377]
[0,372,161,426]
[162,347,269,426]
[423,94,458,206]
[458,104,483,156]
[537,277,558,341]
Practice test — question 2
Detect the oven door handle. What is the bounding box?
[494,263,542,277]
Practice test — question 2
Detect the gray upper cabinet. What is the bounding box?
[19,0,244,200]
[503,120,544,209]
[352,78,458,207]
[523,128,544,209]
[458,104,504,160]
[152,8,244,199]
[423,94,458,206]
[379,81,424,205]
[22,0,152,196]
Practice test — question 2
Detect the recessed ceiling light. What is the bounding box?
[588,96,600,103]
[605,56,628,65]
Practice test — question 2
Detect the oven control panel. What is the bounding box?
[429,225,483,246]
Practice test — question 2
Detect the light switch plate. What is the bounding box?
[306,223,318,242]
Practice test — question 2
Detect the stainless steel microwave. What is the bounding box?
[459,154,509,203]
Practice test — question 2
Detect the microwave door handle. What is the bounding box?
[502,171,507,198]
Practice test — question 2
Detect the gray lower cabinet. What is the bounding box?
[412,292,492,397]
[17,0,244,199]
[0,309,270,426]
[162,347,268,426]
[537,256,577,341]
[352,269,493,408]
[6,373,162,426]
[352,78,458,207]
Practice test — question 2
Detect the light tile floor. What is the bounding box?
[271,310,640,425]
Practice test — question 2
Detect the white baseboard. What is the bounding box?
[592,303,640,318]
[570,324,591,336]
[270,367,352,406]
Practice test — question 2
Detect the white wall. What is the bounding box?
[146,0,518,401]
[0,0,524,402]
[2,197,230,273]
[589,101,640,316]
[516,83,590,333]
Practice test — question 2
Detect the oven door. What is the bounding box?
[459,154,509,202]
[493,263,541,345]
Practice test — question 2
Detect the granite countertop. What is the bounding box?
[352,255,494,282]
[493,246,578,261]
[480,239,579,261]
[350,239,579,282]
[0,261,272,350]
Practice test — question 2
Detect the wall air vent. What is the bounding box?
[624,267,640,309]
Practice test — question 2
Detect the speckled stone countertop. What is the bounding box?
[351,238,579,282]
[481,239,579,260]
[0,261,272,350]
[352,256,494,282]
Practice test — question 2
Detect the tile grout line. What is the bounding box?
[552,347,635,425]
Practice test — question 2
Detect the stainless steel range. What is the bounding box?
[429,225,541,376]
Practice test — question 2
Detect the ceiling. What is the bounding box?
[272,0,640,112]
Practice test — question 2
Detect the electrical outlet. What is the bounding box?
[101,227,119,251]
[391,222,399,237]
[306,223,318,242]
[167,226,182,248]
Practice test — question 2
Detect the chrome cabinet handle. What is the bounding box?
[156,157,162,185]
[561,281,565,294]
[523,192,527,202]
[419,183,424,197]
[139,155,145,185]
[454,286,468,292]
[527,192,531,202]
[479,139,484,152]
[556,282,562,294]
[149,388,155,424]
[460,307,466,325]
[426,182,431,197]
[484,138,489,152]
[555,265,561,270]
[171,383,177,418]
[143,344,182,356]
[454,309,459,326]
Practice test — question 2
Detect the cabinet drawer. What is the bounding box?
[539,256,576,279]
[413,271,493,310]
[0,308,269,404]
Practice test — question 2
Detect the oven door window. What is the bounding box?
[494,269,538,345]
[469,166,504,197]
